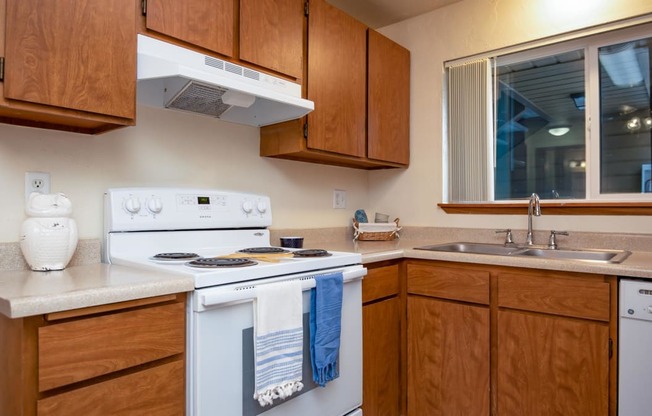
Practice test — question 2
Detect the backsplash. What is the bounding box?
[0,239,101,272]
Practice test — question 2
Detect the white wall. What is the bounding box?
[370,0,652,234]
[0,106,369,242]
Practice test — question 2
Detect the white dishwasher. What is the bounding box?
[619,279,652,416]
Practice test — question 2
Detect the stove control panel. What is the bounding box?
[105,187,272,231]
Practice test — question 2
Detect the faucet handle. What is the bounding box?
[548,230,569,250]
[495,229,515,246]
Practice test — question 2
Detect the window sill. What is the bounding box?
[438,202,652,215]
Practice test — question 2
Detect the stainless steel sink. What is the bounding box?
[516,247,631,263]
[414,242,522,256]
[414,242,631,264]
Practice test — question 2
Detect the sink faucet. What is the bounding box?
[526,193,541,245]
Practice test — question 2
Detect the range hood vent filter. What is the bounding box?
[137,35,314,127]
[166,81,231,118]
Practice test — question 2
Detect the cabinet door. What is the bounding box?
[307,0,366,157]
[145,0,235,58]
[4,0,136,119]
[368,29,410,165]
[407,296,490,415]
[363,297,401,416]
[497,310,609,416]
[240,0,304,79]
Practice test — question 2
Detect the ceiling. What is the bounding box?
[326,0,462,28]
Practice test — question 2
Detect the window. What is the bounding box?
[446,23,652,203]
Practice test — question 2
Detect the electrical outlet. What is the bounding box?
[25,172,51,202]
[333,189,347,209]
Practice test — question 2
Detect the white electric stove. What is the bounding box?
[103,187,365,416]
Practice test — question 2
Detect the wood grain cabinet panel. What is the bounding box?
[38,301,185,392]
[497,271,610,321]
[37,360,185,416]
[240,0,304,79]
[0,294,187,416]
[408,296,490,415]
[259,0,410,169]
[497,309,609,416]
[405,261,616,416]
[2,0,136,132]
[307,0,366,157]
[363,297,401,415]
[144,0,235,58]
[362,262,403,416]
[363,264,400,303]
[368,29,410,165]
[407,263,490,305]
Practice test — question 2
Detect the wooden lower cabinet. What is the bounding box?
[362,262,403,416]
[407,262,490,415]
[406,260,616,416]
[407,296,490,415]
[496,310,609,416]
[0,294,186,416]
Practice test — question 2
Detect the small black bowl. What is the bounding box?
[280,237,304,248]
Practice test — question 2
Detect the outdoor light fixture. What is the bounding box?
[548,126,571,136]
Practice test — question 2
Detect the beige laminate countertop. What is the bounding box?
[321,238,652,279]
[2,236,651,319]
[0,263,194,319]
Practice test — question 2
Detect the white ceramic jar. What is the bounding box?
[20,193,78,271]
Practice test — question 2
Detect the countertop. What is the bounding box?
[321,238,652,279]
[2,234,651,319]
[0,263,194,318]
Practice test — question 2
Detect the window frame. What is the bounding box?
[441,20,652,214]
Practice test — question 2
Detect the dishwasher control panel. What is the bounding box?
[620,279,652,321]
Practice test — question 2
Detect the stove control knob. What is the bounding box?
[256,201,268,214]
[242,201,254,214]
[146,197,163,214]
[123,196,142,214]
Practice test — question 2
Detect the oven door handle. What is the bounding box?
[200,267,366,307]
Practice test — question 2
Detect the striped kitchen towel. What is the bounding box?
[253,279,304,407]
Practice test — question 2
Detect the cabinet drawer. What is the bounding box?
[407,263,490,305]
[363,264,400,303]
[497,272,610,321]
[37,359,185,416]
[38,302,185,392]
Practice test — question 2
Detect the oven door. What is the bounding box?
[187,265,366,416]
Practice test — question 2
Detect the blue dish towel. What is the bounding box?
[310,272,343,387]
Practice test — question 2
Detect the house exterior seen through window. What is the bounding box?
[447,23,652,202]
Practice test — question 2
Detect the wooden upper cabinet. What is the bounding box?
[144,0,235,58]
[307,0,367,157]
[4,0,136,121]
[368,29,410,165]
[240,0,304,80]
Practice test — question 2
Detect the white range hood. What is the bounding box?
[136,35,314,127]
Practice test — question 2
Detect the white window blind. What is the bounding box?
[447,59,493,201]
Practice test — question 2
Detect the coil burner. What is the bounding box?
[293,249,332,258]
[150,252,201,261]
[186,258,258,268]
[238,247,291,254]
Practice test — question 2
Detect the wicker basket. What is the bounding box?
[353,218,401,241]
